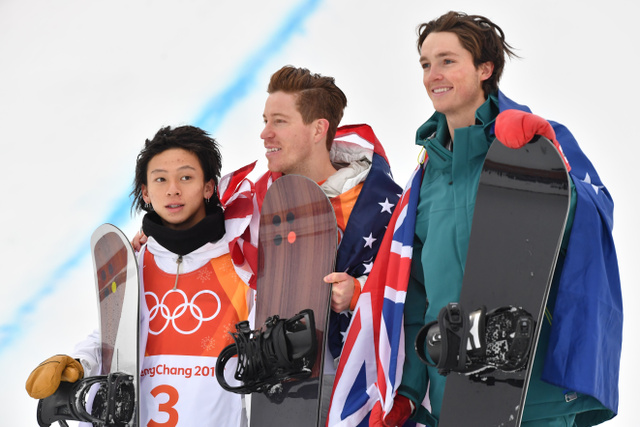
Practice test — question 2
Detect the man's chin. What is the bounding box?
[267,161,287,174]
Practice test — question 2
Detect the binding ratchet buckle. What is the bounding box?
[215,309,317,395]
[37,372,135,427]
[415,303,535,377]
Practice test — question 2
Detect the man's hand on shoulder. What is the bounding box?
[131,230,147,251]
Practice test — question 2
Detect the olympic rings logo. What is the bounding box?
[145,289,221,335]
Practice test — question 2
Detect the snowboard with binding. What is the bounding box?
[417,136,571,426]
[252,174,337,426]
[216,175,337,426]
[37,224,140,427]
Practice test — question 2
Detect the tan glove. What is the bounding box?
[25,354,84,399]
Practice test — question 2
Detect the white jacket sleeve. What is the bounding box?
[71,329,101,377]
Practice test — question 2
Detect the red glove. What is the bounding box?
[370,395,414,427]
[495,109,570,171]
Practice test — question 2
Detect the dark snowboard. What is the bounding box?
[250,175,338,427]
[437,136,571,426]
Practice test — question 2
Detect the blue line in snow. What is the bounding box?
[194,0,322,131]
[0,0,322,356]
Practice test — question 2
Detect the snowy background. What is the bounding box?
[1,0,638,425]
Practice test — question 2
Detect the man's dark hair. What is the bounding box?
[417,11,518,96]
[131,125,222,213]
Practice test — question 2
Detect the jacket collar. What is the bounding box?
[142,204,225,256]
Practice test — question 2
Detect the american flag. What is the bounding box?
[253,124,403,361]
[327,157,425,426]
[218,161,259,290]
[327,125,402,360]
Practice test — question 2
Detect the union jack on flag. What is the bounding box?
[327,159,426,426]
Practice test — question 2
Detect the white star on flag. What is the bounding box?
[363,233,377,248]
[583,172,604,194]
[378,198,394,214]
[363,260,373,274]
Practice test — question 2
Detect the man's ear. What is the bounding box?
[313,118,330,143]
[204,179,215,199]
[479,61,494,82]
[141,184,150,204]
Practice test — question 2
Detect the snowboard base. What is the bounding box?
[250,175,337,427]
[437,137,570,426]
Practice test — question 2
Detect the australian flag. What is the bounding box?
[498,93,623,415]
[328,92,622,426]
[328,160,424,426]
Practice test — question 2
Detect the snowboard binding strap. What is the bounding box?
[216,309,317,395]
[415,303,535,376]
[37,372,135,427]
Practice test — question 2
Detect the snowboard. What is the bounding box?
[250,175,338,427]
[436,136,571,426]
[36,224,140,427]
[90,223,140,426]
